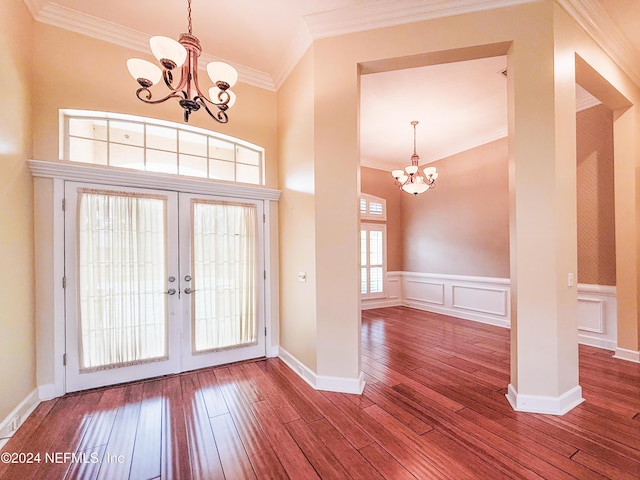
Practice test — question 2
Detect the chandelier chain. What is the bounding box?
[188,0,192,34]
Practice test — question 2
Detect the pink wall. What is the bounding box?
[402,138,510,277]
[576,104,616,285]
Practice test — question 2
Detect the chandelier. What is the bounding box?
[126,0,238,124]
[392,121,439,195]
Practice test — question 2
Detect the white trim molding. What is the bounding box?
[506,384,585,415]
[402,272,511,328]
[613,348,640,364]
[29,160,281,201]
[0,389,41,451]
[278,347,365,395]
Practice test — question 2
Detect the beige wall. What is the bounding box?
[0,0,36,420]
[360,167,403,272]
[577,104,616,286]
[277,48,318,370]
[403,139,509,277]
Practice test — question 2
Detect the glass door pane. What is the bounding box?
[192,201,258,351]
[180,193,265,371]
[65,183,180,392]
[77,191,168,369]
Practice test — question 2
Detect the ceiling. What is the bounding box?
[24,0,640,168]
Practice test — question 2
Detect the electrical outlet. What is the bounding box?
[10,415,20,432]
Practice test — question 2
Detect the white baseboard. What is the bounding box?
[278,347,365,394]
[613,347,640,363]
[37,383,59,401]
[0,389,41,451]
[403,300,510,328]
[361,298,402,310]
[505,383,584,415]
[578,334,617,351]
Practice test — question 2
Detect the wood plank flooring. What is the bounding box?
[1,306,639,479]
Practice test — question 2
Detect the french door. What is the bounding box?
[64,182,265,392]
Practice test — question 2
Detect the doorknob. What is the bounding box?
[184,287,195,294]
[164,288,177,295]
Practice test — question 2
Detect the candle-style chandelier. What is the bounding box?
[126,0,238,124]
[392,121,439,195]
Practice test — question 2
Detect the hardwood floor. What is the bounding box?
[1,306,639,479]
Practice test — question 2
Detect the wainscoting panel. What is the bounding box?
[362,272,618,351]
[452,284,508,317]
[405,279,444,305]
[576,284,617,351]
[577,298,604,333]
[402,272,510,328]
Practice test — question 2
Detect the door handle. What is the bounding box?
[165,288,177,295]
[184,287,195,294]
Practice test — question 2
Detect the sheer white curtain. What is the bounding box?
[191,201,257,352]
[78,190,167,370]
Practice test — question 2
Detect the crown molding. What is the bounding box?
[303,0,537,40]
[360,157,401,171]
[22,0,47,18]
[557,0,640,88]
[272,21,313,90]
[24,1,275,91]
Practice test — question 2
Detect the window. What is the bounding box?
[360,193,387,298]
[360,193,386,221]
[62,110,265,185]
[361,223,386,298]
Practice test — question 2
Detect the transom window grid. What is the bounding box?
[63,112,264,186]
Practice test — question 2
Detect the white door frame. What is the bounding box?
[30,160,281,399]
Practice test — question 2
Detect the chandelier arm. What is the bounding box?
[194,96,229,123]
[191,64,215,104]
[135,87,187,105]
[191,65,231,107]
[162,61,190,93]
